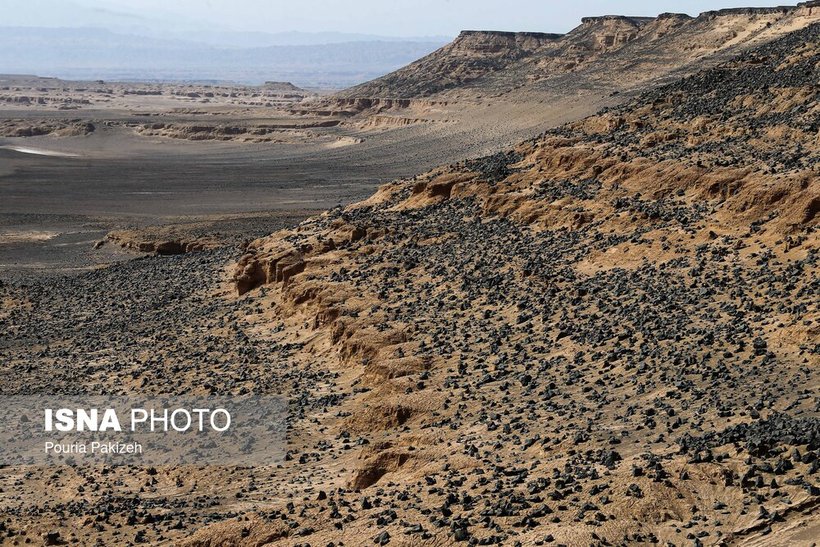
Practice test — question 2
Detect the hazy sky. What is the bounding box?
[7,0,794,36]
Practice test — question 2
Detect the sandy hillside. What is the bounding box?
[1,14,817,547]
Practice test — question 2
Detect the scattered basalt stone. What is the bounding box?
[678,414,820,458]
[464,151,523,183]
[2,14,819,547]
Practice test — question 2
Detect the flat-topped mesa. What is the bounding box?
[335,29,566,99]
[450,30,562,55]
[569,15,657,52]
[699,1,819,18]
[580,15,656,26]
[335,1,820,101]
[262,81,305,92]
[656,12,694,21]
[457,30,563,40]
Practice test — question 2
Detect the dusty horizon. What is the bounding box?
[3,0,803,38]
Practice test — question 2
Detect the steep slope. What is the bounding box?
[336,30,563,98]
[220,21,819,546]
[338,1,820,100]
[307,2,820,176]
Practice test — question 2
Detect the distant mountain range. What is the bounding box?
[0,27,449,88]
[3,0,450,45]
[151,30,452,49]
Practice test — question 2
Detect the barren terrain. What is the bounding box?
[3,3,819,278]
[0,3,818,547]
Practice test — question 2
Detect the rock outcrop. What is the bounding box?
[217,20,819,546]
[338,2,820,100]
[3,7,820,547]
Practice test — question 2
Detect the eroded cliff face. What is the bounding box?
[575,15,657,52]
[210,23,819,546]
[452,30,563,54]
[333,30,562,99]
[336,2,820,101]
[239,21,820,292]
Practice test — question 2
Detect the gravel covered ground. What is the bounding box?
[0,18,818,547]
